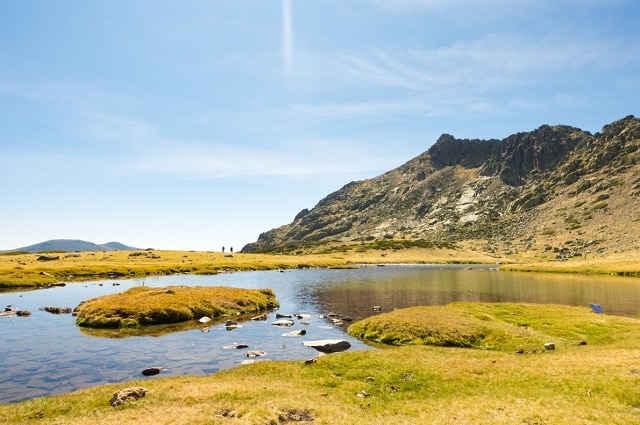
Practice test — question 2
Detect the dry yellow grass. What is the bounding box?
[0,246,503,289]
[1,243,638,289]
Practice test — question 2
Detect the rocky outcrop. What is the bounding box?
[242,116,640,259]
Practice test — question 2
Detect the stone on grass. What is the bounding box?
[110,387,147,407]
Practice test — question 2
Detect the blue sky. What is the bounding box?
[1,0,639,251]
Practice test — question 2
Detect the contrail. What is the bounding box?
[283,0,293,75]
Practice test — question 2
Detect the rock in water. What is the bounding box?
[141,367,163,376]
[282,329,307,337]
[302,339,351,353]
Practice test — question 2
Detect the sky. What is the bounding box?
[1,0,639,252]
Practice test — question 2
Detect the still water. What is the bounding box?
[2,264,640,404]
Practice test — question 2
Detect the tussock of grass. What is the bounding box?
[74,286,277,328]
[348,302,640,352]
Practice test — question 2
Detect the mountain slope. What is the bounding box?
[242,115,640,261]
[4,239,140,253]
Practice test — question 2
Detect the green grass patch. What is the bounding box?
[348,302,640,352]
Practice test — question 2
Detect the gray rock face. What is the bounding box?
[241,116,640,260]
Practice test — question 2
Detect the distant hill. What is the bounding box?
[2,239,141,254]
[242,115,640,261]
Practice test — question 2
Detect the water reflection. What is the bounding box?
[2,265,640,404]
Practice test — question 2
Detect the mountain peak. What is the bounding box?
[242,116,640,261]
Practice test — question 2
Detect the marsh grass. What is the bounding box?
[4,304,640,424]
[74,286,277,328]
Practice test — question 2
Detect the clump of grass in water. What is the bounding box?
[74,286,278,328]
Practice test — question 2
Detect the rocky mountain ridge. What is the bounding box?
[243,115,640,261]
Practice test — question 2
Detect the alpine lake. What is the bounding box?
[2,264,640,405]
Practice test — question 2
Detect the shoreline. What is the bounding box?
[2,246,639,290]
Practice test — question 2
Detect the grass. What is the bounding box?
[3,303,640,424]
[501,251,640,276]
[348,302,640,351]
[1,243,638,289]
[74,286,277,328]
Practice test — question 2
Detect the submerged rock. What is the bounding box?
[302,339,351,353]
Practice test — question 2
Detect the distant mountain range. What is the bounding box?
[2,239,141,254]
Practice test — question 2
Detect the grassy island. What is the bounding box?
[4,303,640,424]
[74,286,277,328]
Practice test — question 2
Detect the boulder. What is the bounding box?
[109,387,147,407]
[141,367,163,376]
[302,339,351,353]
[272,319,294,327]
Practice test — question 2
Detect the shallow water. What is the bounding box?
[2,265,640,404]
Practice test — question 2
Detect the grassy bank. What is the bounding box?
[3,303,640,424]
[0,246,501,289]
[500,252,640,276]
[2,240,639,289]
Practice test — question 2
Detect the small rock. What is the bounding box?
[272,319,294,327]
[39,306,72,314]
[544,343,555,350]
[302,339,351,353]
[246,350,267,358]
[282,329,307,337]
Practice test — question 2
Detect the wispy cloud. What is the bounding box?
[282,0,294,76]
